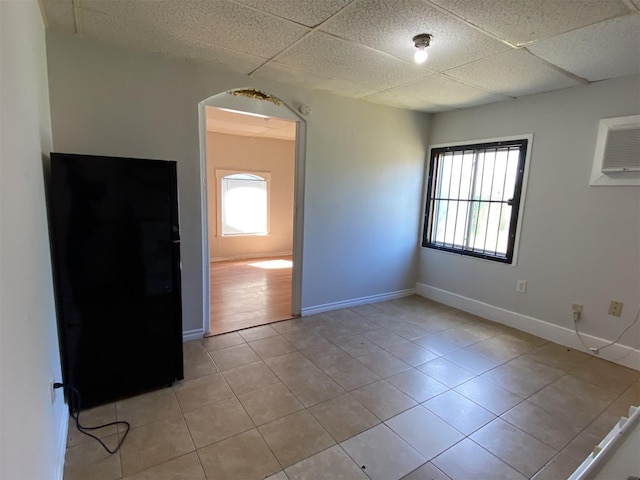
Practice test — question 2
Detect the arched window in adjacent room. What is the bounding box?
[218,171,271,236]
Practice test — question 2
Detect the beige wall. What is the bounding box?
[207,132,295,261]
[46,30,430,331]
[1,1,67,478]
[419,74,640,351]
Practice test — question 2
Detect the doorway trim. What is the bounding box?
[198,89,306,336]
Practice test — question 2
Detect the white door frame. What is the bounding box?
[198,89,306,335]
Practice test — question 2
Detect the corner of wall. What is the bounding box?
[416,282,640,371]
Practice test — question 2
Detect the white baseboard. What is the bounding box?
[302,288,416,316]
[416,283,640,371]
[182,329,204,342]
[210,251,293,263]
[186,288,415,338]
[54,403,69,480]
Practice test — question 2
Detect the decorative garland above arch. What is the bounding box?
[227,89,282,107]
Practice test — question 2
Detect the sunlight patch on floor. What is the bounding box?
[248,259,293,270]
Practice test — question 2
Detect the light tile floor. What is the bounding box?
[64,296,640,480]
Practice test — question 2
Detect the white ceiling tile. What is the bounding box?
[528,14,640,82]
[233,0,353,27]
[446,49,580,97]
[78,0,309,58]
[41,0,637,112]
[385,75,511,108]
[428,0,630,46]
[253,62,378,98]
[178,43,266,74]
[206,107,296,140]
[321,0,511,71]
[41,0,76,33]
[276,31,433,90]
[77,9,266,74]
[363,91,452,112]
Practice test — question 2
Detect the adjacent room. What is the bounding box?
[205,106,298,335]
[1,1,639,479]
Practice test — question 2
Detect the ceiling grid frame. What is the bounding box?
[40,0,640,112]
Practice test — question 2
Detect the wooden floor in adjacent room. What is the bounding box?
[209,256,294,336]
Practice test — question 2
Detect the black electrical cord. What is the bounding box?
[54,383,130,454]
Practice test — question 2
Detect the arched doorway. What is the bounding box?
[198,89,306,335]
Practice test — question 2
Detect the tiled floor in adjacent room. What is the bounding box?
[63,296,640,480]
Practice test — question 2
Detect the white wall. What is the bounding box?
[45,31,430,332]
[0,2,67,479]
[207,133,295,261]
[419,75,640,355]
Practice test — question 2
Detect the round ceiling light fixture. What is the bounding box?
[413,33,433,64]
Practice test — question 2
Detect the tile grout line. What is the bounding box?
[63,297,638,479]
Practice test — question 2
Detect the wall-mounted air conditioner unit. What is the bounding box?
[590,115,640,186]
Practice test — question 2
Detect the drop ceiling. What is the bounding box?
[41,0,640,113]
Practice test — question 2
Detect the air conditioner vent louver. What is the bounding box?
[591,115,640,186]
[601,127,640,172]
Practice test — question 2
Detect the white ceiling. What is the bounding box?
[41,0,640,113]
[206,106,297,140]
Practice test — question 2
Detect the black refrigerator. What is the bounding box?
[48,153,184,409]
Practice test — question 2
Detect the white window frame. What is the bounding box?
[421,134,533,266]
[215,169,271,237]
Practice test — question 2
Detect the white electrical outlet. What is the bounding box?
[516,280,527,293]
[608,300,623,317]
[571,303,583,321]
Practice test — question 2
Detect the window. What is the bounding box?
[422,138,528,263]
[219,172,270,236]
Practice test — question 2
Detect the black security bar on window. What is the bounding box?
[422,139,527,264]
